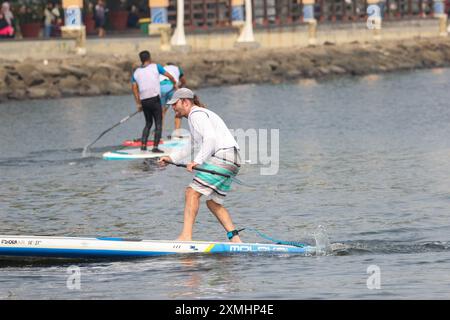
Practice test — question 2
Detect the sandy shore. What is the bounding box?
[1,37,450,102]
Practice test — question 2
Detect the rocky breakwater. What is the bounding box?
[0,56,133,101]
[2,37,450,102]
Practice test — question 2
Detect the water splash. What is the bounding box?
[82,145,90,158]
[313,225,332,255]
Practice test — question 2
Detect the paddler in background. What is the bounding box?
[131,50,178,152]
[159,62,187,135]
[158,88,243,243]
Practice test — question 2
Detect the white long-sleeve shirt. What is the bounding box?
[170,106,239,165]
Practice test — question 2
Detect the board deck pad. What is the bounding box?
[122,139,165,147]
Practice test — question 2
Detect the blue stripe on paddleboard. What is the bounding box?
[0,247,174,258]
[96,237,124,241]
[160,141,188,147]
[208,243,308,254]
[96,237,143,242]
[103,156,134,161]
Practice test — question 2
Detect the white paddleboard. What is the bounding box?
[103,138,188,160]
[0,235,315,259]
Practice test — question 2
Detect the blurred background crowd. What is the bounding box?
[1,0,448,39]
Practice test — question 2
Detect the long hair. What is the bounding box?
[192,95,206,108]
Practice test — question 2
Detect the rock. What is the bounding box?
[47,87,62,99]
[58,75,79,89]
[420,50,444,67]
[205,77,223,86]
[222,64,242,75]
[5,74,26,90]
[329,65,346,74]
[108,81,127,94]
[317,67,331,75]
[298,78,317,86]
[60,64,90,78]
[119,72,133,82]
[90,63,123,79]
[14,63,45,86]
[60,88,79,96]
[97,63,123,73]
[37,65,63,77]
[27,70,46,87]
[83,84,101,96]
[27,86,49,99]
[219,74,241,84]
[187,76,201,89]
[90,72,110,83]
[0,88,9,103]
[5,65,45,86]
[7,88,27,100]
[270,77,282,84]
[286,69,302,79]
[58,75,80,96]
[266,59,279,71]
[116,60,134,72]
[0,67,7,83]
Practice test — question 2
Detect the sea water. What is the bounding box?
[1,69,450,299]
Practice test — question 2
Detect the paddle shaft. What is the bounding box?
[86,111,139,149]
[164,160,231,178]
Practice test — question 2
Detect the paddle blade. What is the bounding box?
[82,110,139,155]
[81,145,90,158]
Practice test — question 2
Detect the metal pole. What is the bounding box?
[171,0,187,46]
[237,0,256,42]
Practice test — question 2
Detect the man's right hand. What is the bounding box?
[137,103,143,112]
[158,156,172,166]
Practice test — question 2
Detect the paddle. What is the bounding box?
[82,110,139,156]
[163,160,249,186]
[164,160,230,178]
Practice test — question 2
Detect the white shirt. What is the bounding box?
[159,65,181,83]
[44,8,58,26]
[171,106,239,165]
[132,64,165,100]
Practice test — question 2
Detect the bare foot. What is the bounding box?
[176,235,192,241]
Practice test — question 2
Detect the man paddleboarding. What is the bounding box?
[160,62,187,133]
[158,88,242,243]
[131,50,177,152]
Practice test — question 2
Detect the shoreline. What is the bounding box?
[2,37,450,102]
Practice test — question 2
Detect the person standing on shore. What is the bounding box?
[43,1,57,38]
[0,11,14,38]
[160,62,187,134]
[131,50,178,152]
[53,1,63,36]
[1,2,14,28]
[94,0,107,37]
[158,88,242,243]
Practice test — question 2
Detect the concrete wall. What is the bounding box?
[86,37,161,56]
[314,19,440,45]
[0,38,78,60]
[0,18,444,61]
[186,19,443,49]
